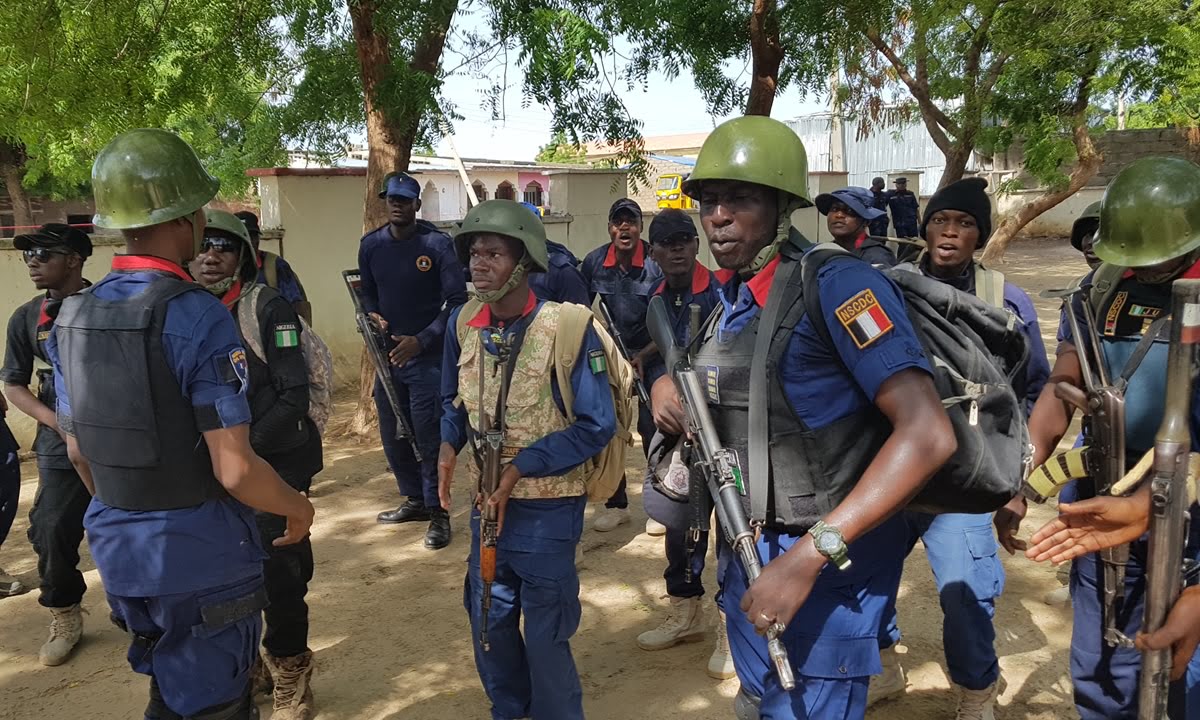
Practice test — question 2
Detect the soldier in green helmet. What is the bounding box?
[46,128,314,720]
[1071,200,1103,269]
[1016,156,1200,717]
[648,115,955,720]
[437,199,618,719]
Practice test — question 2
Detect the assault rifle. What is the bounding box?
[1045,282,1131,649]
[597,298,650,405]
[475,330,514,653]
[1138,279,1200,719]
[342,269,421,462]
[646,295,795,691]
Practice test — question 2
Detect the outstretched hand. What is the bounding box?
[1025,488,1150,565]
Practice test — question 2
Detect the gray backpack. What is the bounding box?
[799,244,1031,514]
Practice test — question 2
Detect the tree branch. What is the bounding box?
[865,28,959,151]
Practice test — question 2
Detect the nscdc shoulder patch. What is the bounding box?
[228,349,249,392]
[274,322,300,348]
[588,349,607,374]
[835,289,894,349]
[416,255,433,272]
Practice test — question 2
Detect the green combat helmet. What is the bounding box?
[682,115,812,207]
[1095,156,1200,267]
[1070,201,1101,251]
[92,129,219,230]
[204,208,252,246]
[453,200,549,272]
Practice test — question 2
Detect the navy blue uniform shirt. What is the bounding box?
[530,240,589,306]
[888,191,920,235]
[48,256,266,598]
[357,223,468,363]
[441,292,616,479]
[580,240,663,352]
[719,252,931,428]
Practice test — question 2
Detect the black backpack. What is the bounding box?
[800,244,1031,515]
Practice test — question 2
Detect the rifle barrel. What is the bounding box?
[1138,279,1200,719]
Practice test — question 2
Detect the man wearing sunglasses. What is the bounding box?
[192,209,322,720]
[1,223,92,667]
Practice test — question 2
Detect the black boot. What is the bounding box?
[424,509,451,549]
[376,499,431,524]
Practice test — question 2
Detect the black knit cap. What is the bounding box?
[920,177,992,247]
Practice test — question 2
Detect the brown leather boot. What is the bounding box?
[263,650,315,720]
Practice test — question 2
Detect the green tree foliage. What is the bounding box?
[0,0,287,220]
[534,131,590,163]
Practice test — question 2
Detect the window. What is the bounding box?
[472,181,488,202]
[496,181,515,201]
[0,215,13,239]
[421,181,440,220]
[523,181,544,207]
[656,176,680,191]
[67,214,94,232]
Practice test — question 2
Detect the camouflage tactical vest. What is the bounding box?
[457,302,588,500]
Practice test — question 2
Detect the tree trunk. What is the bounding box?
[981,124,1102,264]
[746,0,783,116]
[0,142,34,231]
[346,0,456,436]
[939,146,973,189]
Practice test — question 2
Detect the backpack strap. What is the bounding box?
[553,303,594,421]
[236,284,268,364]
[974,264,1006,309]
[263,252,280,289]
[454,297,486,354]
[1088,263,1127,317]
[746,234,832,522]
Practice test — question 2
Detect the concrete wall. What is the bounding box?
[545,170,631,259]
[993,186,1105,237]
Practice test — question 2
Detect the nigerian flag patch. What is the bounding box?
[274,323,300,348]
[588,349,607,374]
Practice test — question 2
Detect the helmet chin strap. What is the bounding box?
[477,256,529,304]
[740,190,807,278]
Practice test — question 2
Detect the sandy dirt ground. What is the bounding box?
[0,239,1090,720]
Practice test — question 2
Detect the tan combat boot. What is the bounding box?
[706,609,736,680]
[637,596,705,651]
[866,644,906,707]
[40,604,84,666]
[265,650,315,720]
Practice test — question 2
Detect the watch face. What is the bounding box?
[817,531,841,553]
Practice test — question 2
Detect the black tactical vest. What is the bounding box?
[55,276,227,511]
[695,240,891,535]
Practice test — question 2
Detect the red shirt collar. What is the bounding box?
[466,290,539,328]
[655,263,714,296]
[603,241,645,269]
[853,230,869,249]
[744,256,781,308]
[220,280,244,310]
[111,255,192,282]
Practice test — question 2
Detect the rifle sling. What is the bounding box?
[1116,316,1170,391]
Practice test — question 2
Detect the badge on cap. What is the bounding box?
[416,255,432,272]
[835,289,894,349]
[229,349,249,392]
